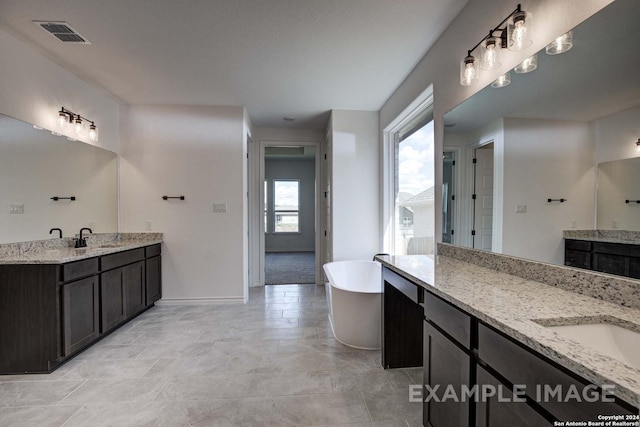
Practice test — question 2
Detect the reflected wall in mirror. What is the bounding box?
[597,157,640,231]
[442,0,640,270]
[0,113,118,244]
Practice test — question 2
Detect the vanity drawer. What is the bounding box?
[61,257,99,282]
[383,267,423,304]
[100,248,145,271]
[424,291,471,349]
[564,239,591,252]
[593,242,640,258]
[145,244,161,258]
[477,323,633,420]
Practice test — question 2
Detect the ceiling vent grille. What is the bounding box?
[33,21,91,44]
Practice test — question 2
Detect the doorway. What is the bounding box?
[262,145,318,285]
[472,143,494,250]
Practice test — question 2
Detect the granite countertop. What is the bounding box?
[0,233,163,264]
[378,254,640,408]
[564,229,640,245]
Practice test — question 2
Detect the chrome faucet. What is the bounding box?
[49,228,63,239]
[75,228,93,248]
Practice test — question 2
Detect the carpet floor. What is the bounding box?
[265,251,316,285]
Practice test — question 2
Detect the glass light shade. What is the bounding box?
[514,54,538,74]
[507,10,532,51]
[74,116,85,136]
[636,139,640,153]
[491,72,511,88]
[480,36,502,70]
[88,124,99,142]
[546,31,573,55]
[57,111,68,128]
[460,55,479,86]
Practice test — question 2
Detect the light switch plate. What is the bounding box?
[213,203,227,213]
[515,204,527,213]
[9,204,24,214]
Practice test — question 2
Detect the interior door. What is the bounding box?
[473,144,494,250]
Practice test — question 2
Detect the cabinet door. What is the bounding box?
[423,320,470,427]
[145,255,161,306]
[100,269,126,333]
[124,261,146,318]
[62,275,99,356]
[476,366,549,427]
[593,253,627,276]
[564,249,591,269]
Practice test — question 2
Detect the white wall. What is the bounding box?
[119,104,247,303]
[331,110,380,261]
[501,118,595,264]
[594,105,640,164]
[0,28,120,153]
[379,0,614,243]
[265,159,316,252]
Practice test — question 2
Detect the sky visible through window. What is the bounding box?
[398,121,434,197]
[274,181,299,209]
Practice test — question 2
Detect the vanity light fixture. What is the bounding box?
[491,72,511,88]
[636,138,640,153]
[56,107,99,142]
[514,53,538,73]
[460,4,532,86]
[546,31,573,55]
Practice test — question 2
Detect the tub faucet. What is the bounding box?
[75,227,93,248]
[372,253,389,261]
[49,228,62,239]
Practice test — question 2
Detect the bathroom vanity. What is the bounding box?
[564,231,640,279]
[378,246,640,425]
[0,234,162,374]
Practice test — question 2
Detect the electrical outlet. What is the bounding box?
[612,220,619,229]
[515,204,527,213]
[213,203,227,213]
[571,219,577,229]
[145,220,153,230]
[87,221,96,229]
[9,204,24,214]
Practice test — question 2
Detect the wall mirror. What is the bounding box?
[0,113,118,244]
[442,0,640,270]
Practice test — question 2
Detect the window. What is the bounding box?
[264,180,268,232]
[392,105,435,255]
[273,180,300,233]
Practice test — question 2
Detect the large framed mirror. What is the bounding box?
[0,113,118,244]
[442,0,640,272]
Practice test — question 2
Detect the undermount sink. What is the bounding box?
[546,322,640,370]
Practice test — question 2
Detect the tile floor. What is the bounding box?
[0,284,423,426]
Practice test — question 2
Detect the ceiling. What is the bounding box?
[444,0,640,133]
[0,0,468,129]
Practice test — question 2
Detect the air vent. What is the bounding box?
[33,21,91,44]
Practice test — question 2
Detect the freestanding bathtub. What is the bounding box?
[323,260,382,350]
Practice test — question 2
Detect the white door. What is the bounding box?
[474,144,494,250]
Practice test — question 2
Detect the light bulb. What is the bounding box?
[491,72,511,88]
[57,111,67,128]
[460,55,478,86]
[508,10,532,51]
[480,37,501,70]
[514,54,538,74]
[74,116,84,135]
[88,123,98,142]
[546,31,573,55]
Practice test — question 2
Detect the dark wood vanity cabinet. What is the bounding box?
[62,274,100,356]
[565,239,640,279]
[382,267,423,369]
[417,287,636,426]
[0,243,161,374]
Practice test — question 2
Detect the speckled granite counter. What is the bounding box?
[564,229,640,245]
[0,233,163,264]
[377,253,640,408]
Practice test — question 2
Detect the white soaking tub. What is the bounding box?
[322,260,382,350]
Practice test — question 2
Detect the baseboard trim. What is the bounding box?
[155,297,245,306]
[265,249,315,253]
